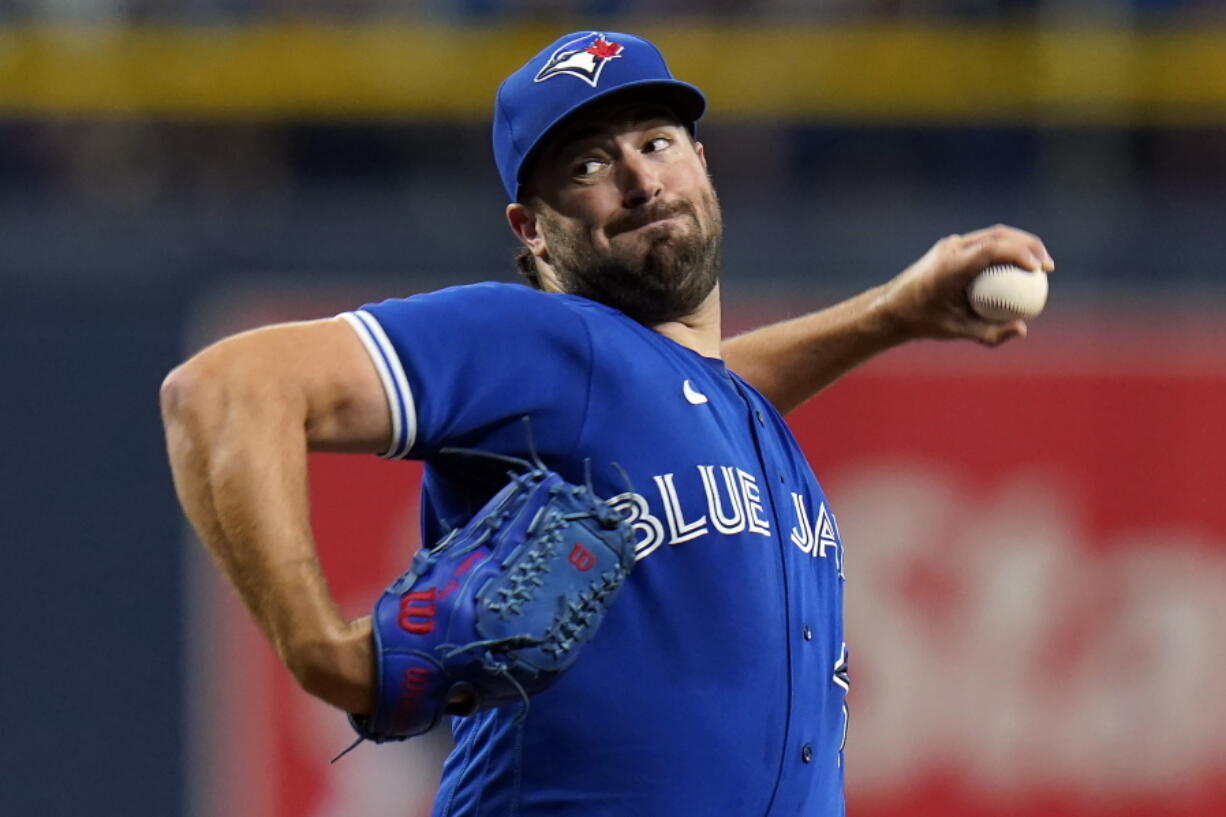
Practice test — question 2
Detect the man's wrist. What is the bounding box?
[283,618,374,714]
[860,282,914,348]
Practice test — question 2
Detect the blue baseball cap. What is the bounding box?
[492,31,707,201]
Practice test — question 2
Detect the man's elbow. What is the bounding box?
[160,363,188,424]
[161,357,209,428]
[159,348,238,440]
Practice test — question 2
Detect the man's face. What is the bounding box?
[517,103,723,325]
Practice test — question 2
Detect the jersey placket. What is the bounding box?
[729,378,827,815]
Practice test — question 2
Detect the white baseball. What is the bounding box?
[967,264,1049,322]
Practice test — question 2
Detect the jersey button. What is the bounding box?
[755,410,765,425]
[802,624,813,641]
[801,744,814,763]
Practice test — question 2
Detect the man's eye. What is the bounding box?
[645,136,672,152]
[575,159,605,177]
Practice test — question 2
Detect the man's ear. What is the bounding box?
[507,203,549,262]
[508,202,563,292]
[695,140,707,169]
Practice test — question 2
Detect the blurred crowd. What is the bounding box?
[1,0,1222,22]
[0,0,1222,209]
[2,120,1223,216]
[1,0,1223,294]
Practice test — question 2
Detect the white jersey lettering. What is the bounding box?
[738,469,771,536]
[611,465,837,563]
[610,491,666,560]
[654,473,711,545]
[815,502,840,567]
[699,465,747,535]
[789,491,814,553]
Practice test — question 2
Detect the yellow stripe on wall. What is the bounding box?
[1,22,1224,124]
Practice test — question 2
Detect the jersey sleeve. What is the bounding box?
[339,282,593,460]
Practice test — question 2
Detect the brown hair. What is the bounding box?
[514,247,543,290]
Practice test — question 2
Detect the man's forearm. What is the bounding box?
[160,341,371,713]
[722,284,906,415]
[723,229,1053,415]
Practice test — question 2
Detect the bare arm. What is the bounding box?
[722,284,904,416]
[160,317,388,713]
[723,225,1055,415]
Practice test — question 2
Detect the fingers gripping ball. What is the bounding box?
[967,264,1049,322]
[348,459,636,744]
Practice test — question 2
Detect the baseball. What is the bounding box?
[967,264,1049,322]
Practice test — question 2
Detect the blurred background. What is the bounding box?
[6,2,1226,816]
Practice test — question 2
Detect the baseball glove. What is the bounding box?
[346,451,636,746]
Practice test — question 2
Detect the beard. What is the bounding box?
[539,191,723,326]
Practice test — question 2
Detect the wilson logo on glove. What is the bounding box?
[438,551,486,600]
[397,589,437,635]
[568,543,597,571]
[393,667,432,729]
[338,439,637,756]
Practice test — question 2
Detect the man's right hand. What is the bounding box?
[878,224,1055,348]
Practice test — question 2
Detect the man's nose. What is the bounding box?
[617,153,662,209]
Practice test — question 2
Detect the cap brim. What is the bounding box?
[515,79,707,200]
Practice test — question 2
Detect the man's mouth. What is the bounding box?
[609,205,696,238]
[626,214,681,233]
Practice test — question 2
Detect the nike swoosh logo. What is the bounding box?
[683,380,709,405]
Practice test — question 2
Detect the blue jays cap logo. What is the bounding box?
[533,32,625,88]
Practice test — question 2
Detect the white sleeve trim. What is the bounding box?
[338,310,418,459]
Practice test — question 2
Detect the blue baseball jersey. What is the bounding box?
[341,282,848,817]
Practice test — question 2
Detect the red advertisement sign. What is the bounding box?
[188,305,1226,817]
